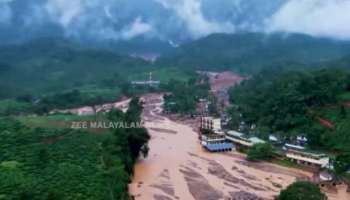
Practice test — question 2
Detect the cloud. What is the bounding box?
[121,17,153,40]
[155,0,235,38]
[1,0,350,43]
[45,0,83,28]
[0,0,13,24]
[267,0,350,40]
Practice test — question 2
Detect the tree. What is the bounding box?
[38,147,50,165]
[278,181,327,200]
[247,143,273,161]
[339,105,347,119]
[334,153,350,175]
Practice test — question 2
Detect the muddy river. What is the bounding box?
[129,94,347,200]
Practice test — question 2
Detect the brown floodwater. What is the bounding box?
[129,94,349,200]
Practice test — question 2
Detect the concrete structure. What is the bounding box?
[225,130,265,147]
[285,148,330,168]
[201,117,222,132]
[201,135,234,152]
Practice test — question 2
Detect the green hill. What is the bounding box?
[0,38,151,99]
[158,32,350,74]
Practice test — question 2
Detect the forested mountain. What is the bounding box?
[0,38,151,99]
[158,33,350,73]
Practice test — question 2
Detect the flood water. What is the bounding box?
[129,94,335,200]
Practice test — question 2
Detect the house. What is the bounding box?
[201,117,222,132]
[225,130,265,147]
[285,148,330,168]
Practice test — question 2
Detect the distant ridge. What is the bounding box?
[157,32,350,74]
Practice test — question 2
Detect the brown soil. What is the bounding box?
[318,117,335,129]
[198,71,246,110]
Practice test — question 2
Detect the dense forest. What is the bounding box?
[229,67,350,152]
[0,97,150,200]
[158,33,350,74]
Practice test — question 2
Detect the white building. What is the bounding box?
[285,149,330,168]
[201,117,222,132]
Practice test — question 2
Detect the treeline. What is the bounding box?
[163,76,210,115]
[0,97,149,200]
[229,68,350,151]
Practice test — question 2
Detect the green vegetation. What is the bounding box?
[0,38,199,116]
[247,143,274,161]
[158,33,350,74]
[0,99,32,116]
[0,88,122,116]
[15,114,95,130]
[0,97,150,200]
[0,39,151,100]
[163,76,210,114]
[277,181,327,200]
[230,68,350,152]
[128,67,193,83]
[334,152,350,175]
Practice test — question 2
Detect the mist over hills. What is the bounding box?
[1,0,350,46]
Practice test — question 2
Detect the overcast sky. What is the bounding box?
[0,0,350,43]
